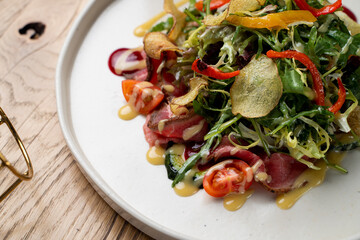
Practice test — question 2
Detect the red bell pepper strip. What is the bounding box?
[195,0,230,12]
[293,0,342,17]
[328,78,346,114]
[148,57,162,85]
[191,59,240,80]
[266,50,325,106]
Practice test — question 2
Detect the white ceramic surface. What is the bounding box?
[56,1,360,239]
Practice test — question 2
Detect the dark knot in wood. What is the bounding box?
[19,22,46,40]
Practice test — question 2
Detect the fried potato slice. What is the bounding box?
[143,32,181,60]
[203,0,265,25]
[164,0,187,42]
[170,77,208,115]
[203,10,229,26]
[348,106,360,136]
[230,54,282,118]
[228,0,265,13]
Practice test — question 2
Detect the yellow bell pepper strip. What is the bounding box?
[294,0,342,17]
[192,59,240,80]
[328,78,346,114]
[266,50,325,106]
[226,10,317,29]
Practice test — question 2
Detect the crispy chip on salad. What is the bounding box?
[230,54,283,118]
[170,77,208,114]
[203,0,265,25]
[203,10,229,26]
[348,106,360,136]
[143,32,181,59]
[228,0,265,13]
[164,0,187,42]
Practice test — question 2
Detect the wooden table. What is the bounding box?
[0,0,152,239]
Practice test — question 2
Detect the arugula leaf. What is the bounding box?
[314,36,338,56]
[305,26,319,65]
[150,17,174,33]
[280,67,307,95]
[342,56,360,101]
[327,27,360,68]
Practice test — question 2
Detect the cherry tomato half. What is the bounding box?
[121,80,164,114]
[203,159,253,198]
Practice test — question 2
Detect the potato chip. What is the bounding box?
[228,0,265,14]
[203,0,265,26]
[230,54,282,118]
[164,0,187,42]
[143,32,181,60]
[348,106,360,136]
[170,77,208,114]
[203,10,229,26]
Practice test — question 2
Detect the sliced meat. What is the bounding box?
[200,136,314,194]
[204,136,267,182]
[147,103,173,128]
[143,103,208,146]
[160,70,188,97]
[261,153,313,193]
[147,103,208,141]
[123,68,148,81]
[143,115,183,147]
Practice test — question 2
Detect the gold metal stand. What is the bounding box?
[0,107,33,202]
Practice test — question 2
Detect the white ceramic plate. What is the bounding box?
[56,1,360,239]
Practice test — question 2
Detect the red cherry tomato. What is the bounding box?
[121,80,164,114]
[203,160,253,198]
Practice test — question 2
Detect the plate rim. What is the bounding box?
[55,1,360,240]
[55,0,189,239]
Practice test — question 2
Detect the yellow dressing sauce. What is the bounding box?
[118,104,138,120]
[166,144,200,196]
[336,133,357,145]
[163,84,175,93]
[146,146,166,165]
[223,189,255,211]
[114,47,146,74]
[182,119,205,141]
[133,0,190,37]
[174,169,199,197]
[276,151,346,210]
[167,143,186,156]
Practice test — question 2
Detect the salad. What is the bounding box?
[109,0,360,210]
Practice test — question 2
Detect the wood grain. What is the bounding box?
[0,0,153,239]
